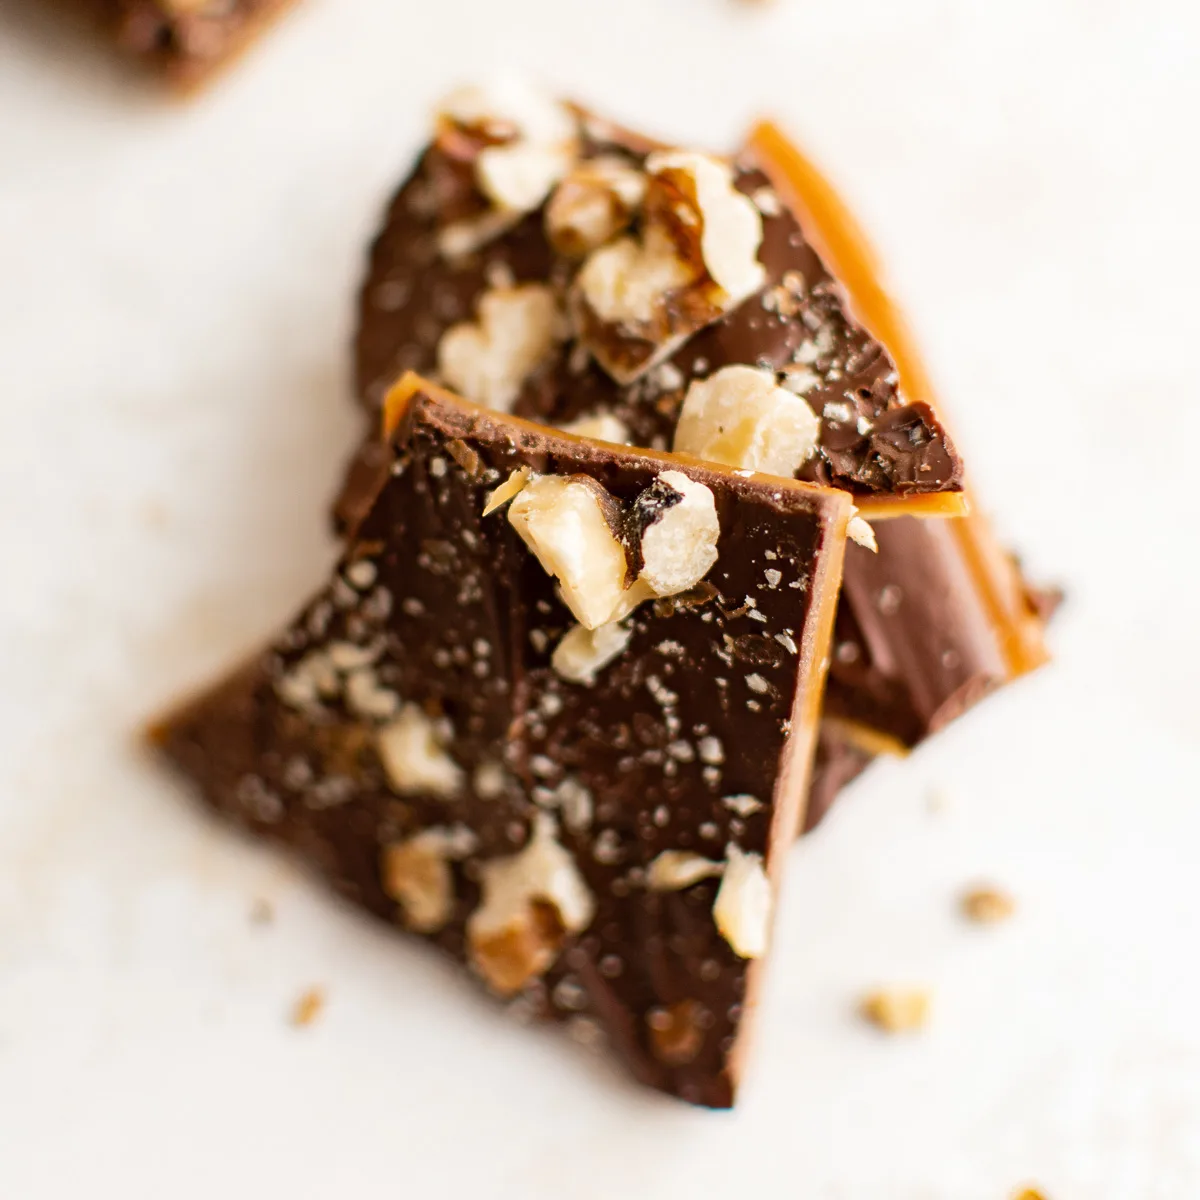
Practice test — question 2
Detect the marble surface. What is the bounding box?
[1,1,1197,1196]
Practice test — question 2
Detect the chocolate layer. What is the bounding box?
[158,380,851,1106]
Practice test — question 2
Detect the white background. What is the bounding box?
[1,1,1198,1196]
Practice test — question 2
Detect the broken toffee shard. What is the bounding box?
[65,0,298,88]
[746,120,1053,822]
[155,378,852,1106]
[351,84,965,517]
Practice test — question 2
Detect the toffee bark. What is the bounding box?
[156,379,852,1106]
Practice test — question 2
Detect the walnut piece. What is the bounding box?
[960,885,1016,924]
[551,621,633,685]
[375,704,463,798]
[467,814,595,995]
[380,827,475,933]
[646,850,724,891]
[674,365,821,476]
[436,81,579,254]
[633,470,720,597]
[574,152,765,384]
[437,284,563,412]
[483,466,532,515]
[545,155,647,258]
[508,474,631,629]
[712,844,772,958]
[859,987,930,1033]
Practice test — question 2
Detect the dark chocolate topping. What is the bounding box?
[159,386,849,1107]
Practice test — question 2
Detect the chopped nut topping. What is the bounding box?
[508,475,630,629]
[674,365,821,476]
[483,466,532,515]
[859,988,930,1034]
[574,152,765,384]
[632,471,720,598]
[646,850,724,891]
[847,514,878,552]
[712,844,771,958]
[556,412,632,444]
[468,814,596,995]
[375,704,464,798]
[551,621,633,685]
[721,793,762,817]
[380,827,474,933]
[437,284,564,412]
[436,80,579,250]
[545,155,647,258]
[646,998,706,1065]
[960,885,1016,924]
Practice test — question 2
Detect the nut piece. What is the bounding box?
[551,621,633,685]
[437,284,564,412]
[633,471,720,597]
[556,412,632,444]
[545,155,647,258]
[859,988,930,1034]
[437,80,579,216]
[483,466,532,515]
[646,850,724,891]
[375,704,463,798]
[674,365,821,476]
[960,885,1016,924]
[847,515,878,552]
[380,827,475,933]
[712,844,772,959]
[468,814,596,995]
[646,998,706,1066]
[508,475,631,629]
[645,151,766,305]
[574,152,765,385]
[290,987,325,1028]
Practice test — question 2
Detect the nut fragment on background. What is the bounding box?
[960,885,1016,924]
[290,987,325,1028]
[859,987,930,1033]
[551,621,633,684]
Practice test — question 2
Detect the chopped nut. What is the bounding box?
[508,475,631,629]
[646,998,706,1065]
[632,470,720,597]
[375,704,463,798]
[574,152,765,384]
[1011,1189,1049,1200]
[437,284,564,412]
[674,365,821,476]
[847,514,878,552]
[551,621,633,684]
[712,844,771,958]
[290,987,324,1028]
[380,828,471,933]
[437,79,579,216]
[468,814,596,995]
[646,850,724,891]
[545,155,647,257]
[483,466,532,515]
[646,151,766,305]
[960,885,1016,924]
[556,412,632,444]
[721,793,762,817]
[859,987,930,1033]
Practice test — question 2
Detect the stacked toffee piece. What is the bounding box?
[156,84,1052,1107]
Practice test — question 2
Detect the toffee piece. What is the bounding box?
[156,378,852,1106]
[352,85,964,511]
[69,0,297,88]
